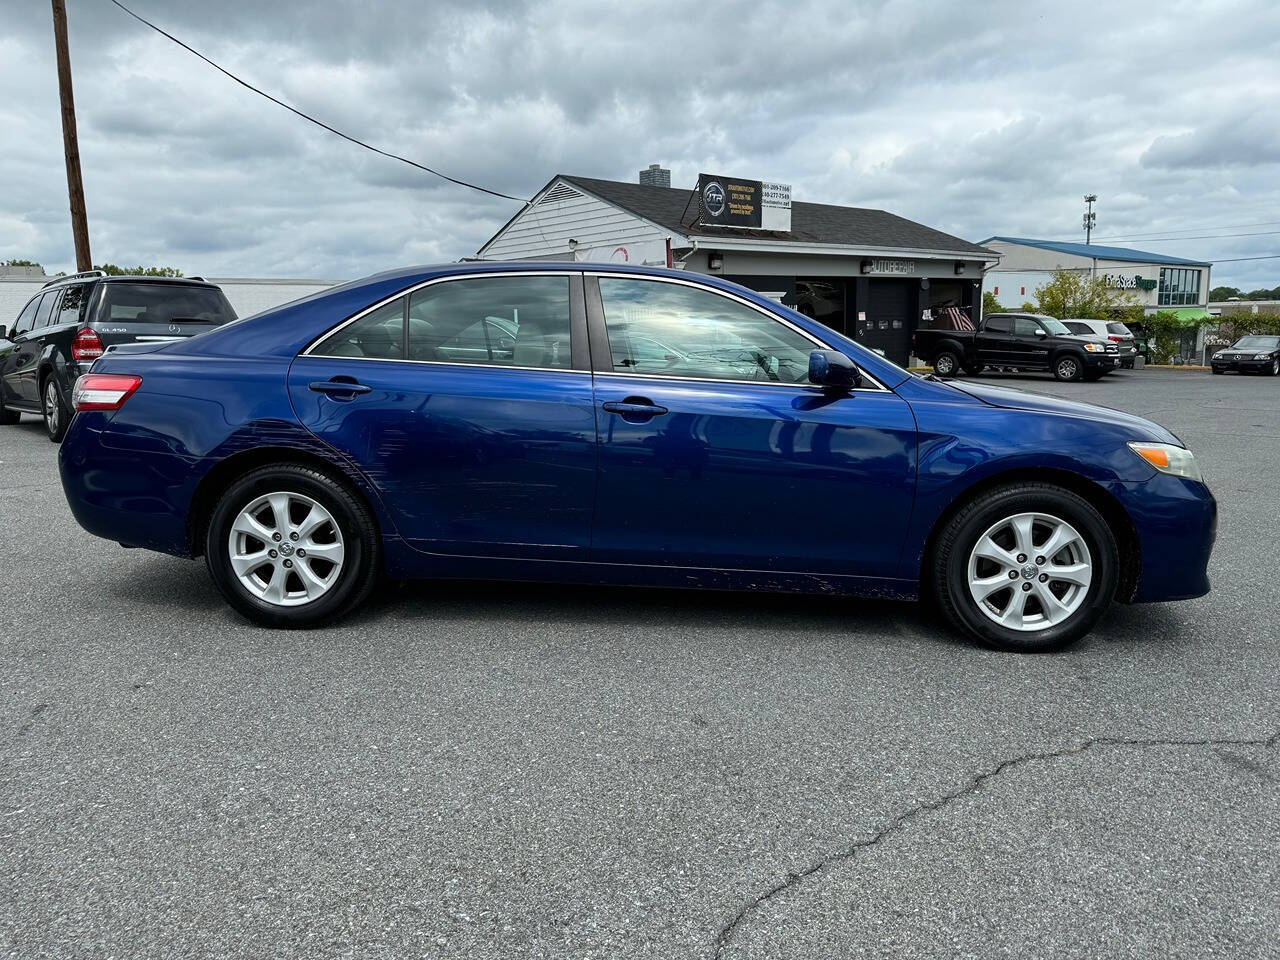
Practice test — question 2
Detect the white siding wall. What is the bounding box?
[0,279,44,321]
[480,182,673,260]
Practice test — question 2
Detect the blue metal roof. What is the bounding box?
[979,236,1211,267]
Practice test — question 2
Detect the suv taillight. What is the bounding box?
[72,327,105,363]
[1108,335,1125,342]
[73,374,142,412]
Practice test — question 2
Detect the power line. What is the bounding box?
[1089,229,1280,244]
[1092,219,1280,241]
[106,0,528,204]
[1208,254,1280,263]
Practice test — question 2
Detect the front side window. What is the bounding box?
[10,295,42,337]
[313,297,406,359]
[1013,317,1043,337]
[408,275,572,369]
[598,278,814,383]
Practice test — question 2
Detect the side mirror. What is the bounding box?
[1034,328,1047,337]
[808,350,862,391]
[0,324,7,340]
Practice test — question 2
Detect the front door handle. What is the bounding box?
[309,379,371,397]
[602,397,668,421]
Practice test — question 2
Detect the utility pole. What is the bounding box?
[52,0,92,271]
[1082,194,1097,246]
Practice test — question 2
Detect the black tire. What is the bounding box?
[205,463,381,628]
[963,363,986,376]
[1211,367,1223,375]
[1053,354,1084,382]
[0,392,19,426]
[933,350,961,377]
[41,375,71,442]
[930,483,1118,652]
[1270,358,1280,377]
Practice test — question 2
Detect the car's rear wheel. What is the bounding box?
[42,377,70,442]
[1053,355,1083,382]
[206,464,380,628]
[933,350,961,377]
[930,483,1118,652]
[0,391,19,426]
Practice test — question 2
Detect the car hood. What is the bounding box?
[945,380,1181,445]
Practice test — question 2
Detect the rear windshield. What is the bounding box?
[1106,322,1133,336]
[95,282,237,325]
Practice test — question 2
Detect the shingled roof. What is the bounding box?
[559,175,994,256]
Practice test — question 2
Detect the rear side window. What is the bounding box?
[313,297,406,359]
[10,295,42,337]
[984,315,1011,333]
[408,276,572,369]
[1106,322,1132,336]
[1064,321,1092,334]
[54,284,89,326]
[33,291,60,329]
[95,283,236,325]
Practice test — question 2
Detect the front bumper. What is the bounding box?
[1211,356,1274,372]
[1083,352,1123,371]
[1113,472,1217,603]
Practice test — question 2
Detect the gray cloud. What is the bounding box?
[2,0,1279,288]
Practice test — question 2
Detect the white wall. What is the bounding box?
[480,180,674,261]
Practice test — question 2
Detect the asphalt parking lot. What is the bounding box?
[2,367,1277,959]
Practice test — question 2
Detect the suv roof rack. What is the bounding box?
[42,269,106,288]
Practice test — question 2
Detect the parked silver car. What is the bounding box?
[1063,318,1138,368]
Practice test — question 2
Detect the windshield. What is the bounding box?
[96,282,237,325]
[1233,336,1280,350]
[1041,317,1071,335]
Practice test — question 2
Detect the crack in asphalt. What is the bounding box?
[712,728,1280,958]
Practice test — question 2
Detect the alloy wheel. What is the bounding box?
[44,382,59,435]
[227,491,345,607]
[966,511,1092,632]
[1057,359,1078,380]
[935,354,956,375]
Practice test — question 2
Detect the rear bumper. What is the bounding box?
[59,414,196,556]
[1114,473,1217,603]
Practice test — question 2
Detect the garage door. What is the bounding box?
[859,280,915,365]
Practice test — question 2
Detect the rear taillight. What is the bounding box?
[1108,335,1125,342]
[73,374,142,412]
[72,326,105,363]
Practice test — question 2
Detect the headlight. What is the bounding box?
[1083,342,1104,353]
[1255,353,1273,360]
[1128,442,1203,482]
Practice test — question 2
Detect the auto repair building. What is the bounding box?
[477,172,998,365]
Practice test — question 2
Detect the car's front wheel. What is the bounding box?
[42,377,70,442]
[206,464,380,628]
[1053,355,1084,382]
[1270,358,1279,377]
[930,483,1118,652]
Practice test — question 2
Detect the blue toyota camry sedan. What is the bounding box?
[58,263,1216,651]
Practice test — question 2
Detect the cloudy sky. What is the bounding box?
[3,0,1279,288]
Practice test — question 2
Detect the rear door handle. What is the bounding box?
[602,398,668,421]
[309,379,371,397]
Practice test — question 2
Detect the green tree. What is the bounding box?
[3,258,42,268]
[1032,269,1140,321]
[981,291,1004,317]
[93,263,183,277]
[1209,285,1241,301]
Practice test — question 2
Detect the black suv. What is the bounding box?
[0,271,237,441]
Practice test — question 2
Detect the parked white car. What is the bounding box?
[1062,319,1138,368]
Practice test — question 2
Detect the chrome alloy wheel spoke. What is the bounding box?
[227,491,344,608]
[966,511,1093,633]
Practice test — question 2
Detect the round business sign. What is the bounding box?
[703,181,726,218]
